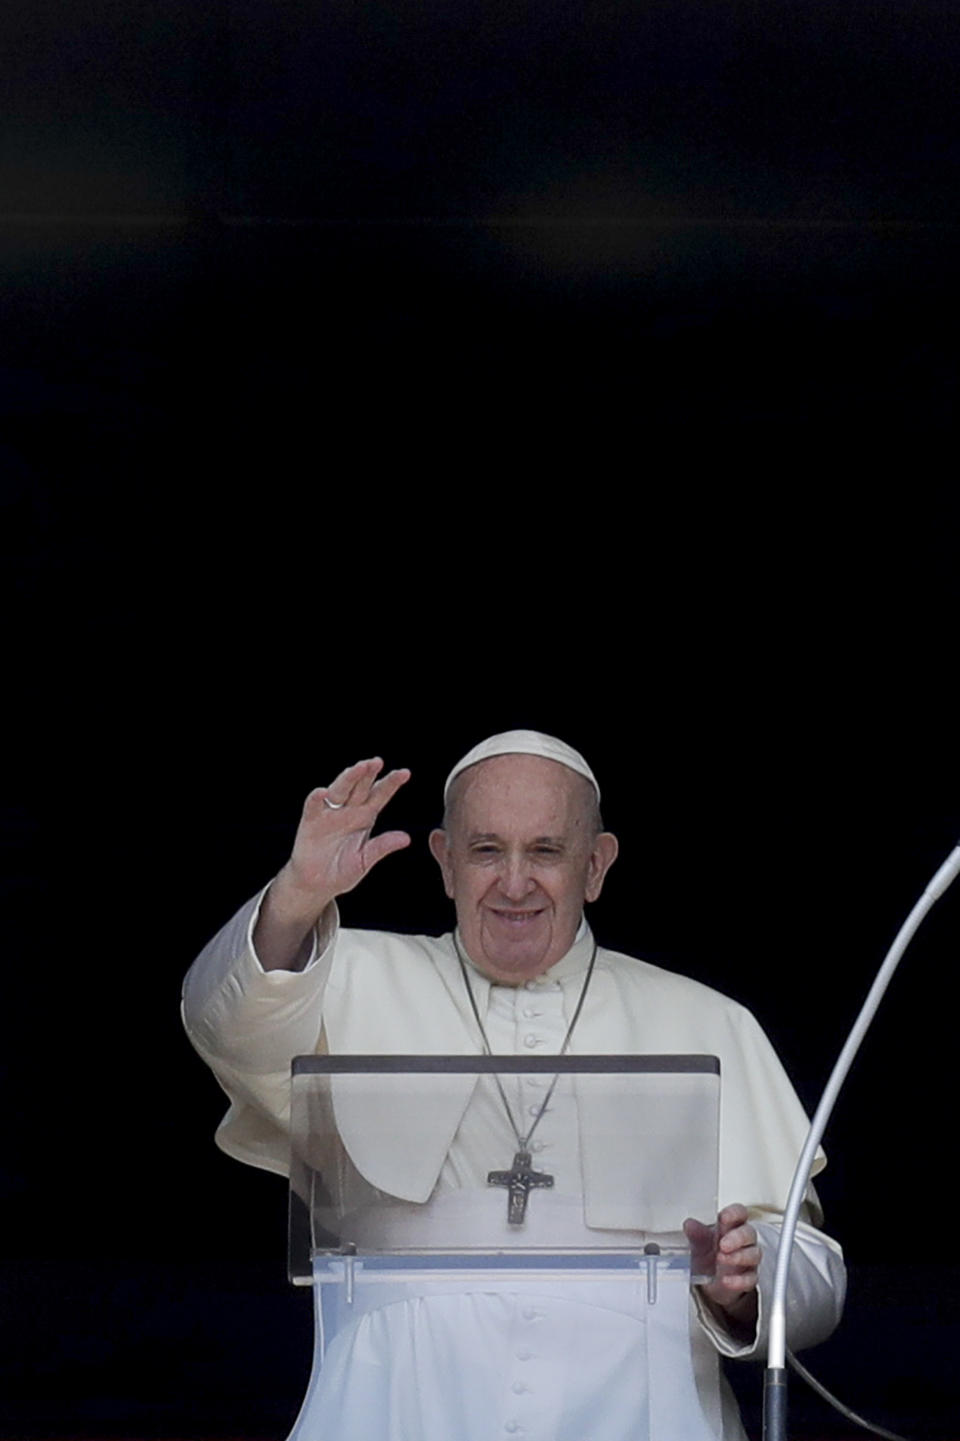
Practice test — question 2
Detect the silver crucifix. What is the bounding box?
[488,1148,554,1224]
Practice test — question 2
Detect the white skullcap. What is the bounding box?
[443,729,600,804]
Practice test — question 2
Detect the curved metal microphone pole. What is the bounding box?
[763,842,960,1441]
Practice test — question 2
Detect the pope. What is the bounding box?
[183,730,845,1440]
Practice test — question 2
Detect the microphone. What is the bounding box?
[762,842,960,1441]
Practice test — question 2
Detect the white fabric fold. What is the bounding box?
[182,890,846,1439]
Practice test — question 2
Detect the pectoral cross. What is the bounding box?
[488,1149,554,1225]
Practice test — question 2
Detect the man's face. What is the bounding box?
[429,754,618,985]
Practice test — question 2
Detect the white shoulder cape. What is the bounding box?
[183,903,825,1225]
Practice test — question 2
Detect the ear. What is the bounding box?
[584,831,619,903]
[429,827,456,899]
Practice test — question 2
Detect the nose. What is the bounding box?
[498,853,535,902]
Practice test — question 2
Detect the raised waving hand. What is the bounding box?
[254,758,411,970]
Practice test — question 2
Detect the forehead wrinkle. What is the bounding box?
[445,755,599,839]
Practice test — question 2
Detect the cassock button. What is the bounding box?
[504,1422,522,1434]
[512,1381,529,1394]
[523,1034,539,1048]
[516,1348,533,1361]
[522,1307,541,1321]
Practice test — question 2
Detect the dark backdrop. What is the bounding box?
[3,1,959,1436]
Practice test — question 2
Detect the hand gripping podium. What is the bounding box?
[287,1055,720,1441]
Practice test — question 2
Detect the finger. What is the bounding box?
[324,757,384,809]
[368,767,412,812]
[301,786,355,822]
[301,760,383,819]
[321,775,410,835]
[718,1244,761,1272]
[718,1224,757,1255]
[347,757,388,808]
[682,1218,718,1276]
[717,1203,749,1233]
[360,830,411,873]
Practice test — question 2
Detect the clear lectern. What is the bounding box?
[287,1055,720,1441]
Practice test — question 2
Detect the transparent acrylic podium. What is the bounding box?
[287,1055,720,1441]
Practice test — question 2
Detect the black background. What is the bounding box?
[3,0,959,1435]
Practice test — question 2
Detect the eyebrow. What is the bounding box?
[466,833,568,845]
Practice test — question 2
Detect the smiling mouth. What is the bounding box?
[490,909,544,923]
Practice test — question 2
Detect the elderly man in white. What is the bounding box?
[183,731,844,1441]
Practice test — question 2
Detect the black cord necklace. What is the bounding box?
[452,932,599,1225]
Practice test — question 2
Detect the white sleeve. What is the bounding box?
[181,885,340,1173]
[693,1211,846,1360]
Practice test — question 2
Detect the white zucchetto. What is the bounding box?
[443,729,600,804]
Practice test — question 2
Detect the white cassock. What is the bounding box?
[182,892,846,1441]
